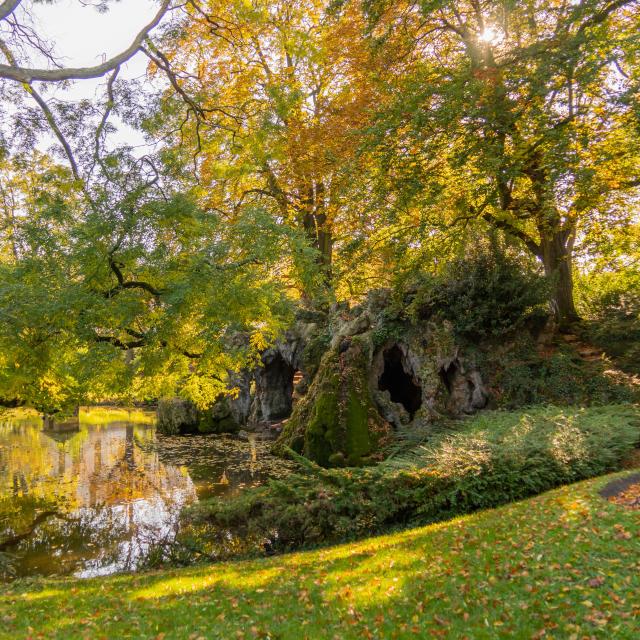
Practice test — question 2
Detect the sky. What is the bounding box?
[26,0,167,149]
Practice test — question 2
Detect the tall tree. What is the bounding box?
[151,0,378,297]
[364,0,640,327]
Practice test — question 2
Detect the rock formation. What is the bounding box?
[157,288,491,464]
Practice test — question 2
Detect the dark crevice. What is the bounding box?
[439,363,457,394]
[378,345,422,417]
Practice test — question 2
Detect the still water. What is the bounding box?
[0,410,291,579]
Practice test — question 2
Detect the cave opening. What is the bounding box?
[378,345,422,417]
[259,353,296,421]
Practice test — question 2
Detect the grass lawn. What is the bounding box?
[1,472,639,639]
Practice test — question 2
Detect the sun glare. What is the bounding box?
[478,26,502,44]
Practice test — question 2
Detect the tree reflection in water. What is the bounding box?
[0,411,293,578]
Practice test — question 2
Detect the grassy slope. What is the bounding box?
[1,473,640,639]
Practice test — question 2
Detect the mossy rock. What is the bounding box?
[275,339,390,467]
[198,396,240,434]
[301,330,332,380]
[157,396,240,435]
[157,398,199,435]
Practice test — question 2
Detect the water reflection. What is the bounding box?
[0,411,291,578]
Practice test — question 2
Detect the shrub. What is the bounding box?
[576,269,640,374]
[492,343,636,408]
[184,404,640,554]
[407,248,548,340]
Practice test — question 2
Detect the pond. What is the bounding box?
[0,409,293,579]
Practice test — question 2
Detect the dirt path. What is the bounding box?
[560,333,640,389]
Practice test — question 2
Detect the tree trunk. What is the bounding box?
[539,230,580,330]
[301,181,333,292]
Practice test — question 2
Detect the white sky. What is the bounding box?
[27,0,167,148]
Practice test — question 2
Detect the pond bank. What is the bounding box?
[1,472,639,639]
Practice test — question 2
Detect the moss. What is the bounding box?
[304,369,341,466]
[198,396,240,434]
[345,388,370,464]
[275,341,390,467]
[301,331,332,379]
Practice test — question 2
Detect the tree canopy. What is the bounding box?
[0,0,638,413]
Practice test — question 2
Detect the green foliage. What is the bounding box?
[576,268,640,374]
[371,310,406,347]
[0,150,295,413]
[491,343,636,408]
[406,248,548,340]
[357,0,640,325]
[191,405,640,552]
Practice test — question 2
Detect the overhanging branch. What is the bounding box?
[0,0,171,82]
[93,330,206,361]
[483,213,542,257]
[104,257,163,298]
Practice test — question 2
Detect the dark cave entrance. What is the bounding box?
[259,353,296,421]
[378,345,422,417]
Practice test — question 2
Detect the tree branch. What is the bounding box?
[104,257,163,298]
[94,330,205,361]
[0,0,20,22]
[577,0,637,35]
[0,0,171,82]
[94,333,146,349]
[92,65,120,176]
[0,38,80,179]
[483,213,542,257]
[0,396,23,408]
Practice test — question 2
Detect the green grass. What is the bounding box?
[2,472,640,639]
[190,404,640,554]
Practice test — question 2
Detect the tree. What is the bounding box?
[363,0,640,327]
[150,0,378,297]
[0,143,294,414]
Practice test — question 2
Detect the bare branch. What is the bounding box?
[91,65,120,176]
[0,38,80,179]
[0,0,171,82]
[0,0,20,21]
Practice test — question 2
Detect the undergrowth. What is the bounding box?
[182,404,640,557]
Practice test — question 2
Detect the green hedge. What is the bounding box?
[185,405,640,554]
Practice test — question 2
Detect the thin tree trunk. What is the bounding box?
[300,181,333,293]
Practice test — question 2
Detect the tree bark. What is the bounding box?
[539,229,580,330]
[301,181,333,290]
